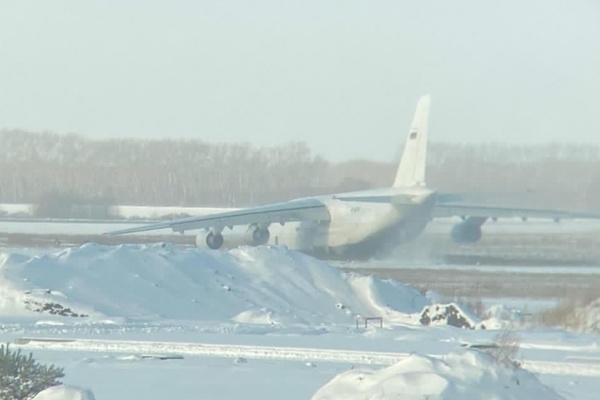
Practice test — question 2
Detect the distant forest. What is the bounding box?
[1,130,600,214]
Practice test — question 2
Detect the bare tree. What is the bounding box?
[1,130,600,212]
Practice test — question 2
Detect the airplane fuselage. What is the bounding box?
[215,188,437,260]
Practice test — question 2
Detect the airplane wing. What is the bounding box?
[432,202,600,221]
[105,198,330,235]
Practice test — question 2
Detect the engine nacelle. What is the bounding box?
[450,222,482,244]
[245,224,270,246]
[196,231,224,249]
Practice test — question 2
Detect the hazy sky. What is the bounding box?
[1,1,599,161]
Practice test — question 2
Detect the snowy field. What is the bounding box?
[0,242,599,399]
[0,203,235,219]
[0,203,234,236]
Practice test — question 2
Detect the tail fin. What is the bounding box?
[392,94,430,188]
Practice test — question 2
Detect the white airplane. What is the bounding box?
[107,95,600,260]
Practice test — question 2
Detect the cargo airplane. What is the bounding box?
[107,95,599,260]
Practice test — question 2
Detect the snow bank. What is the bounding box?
[0,203,31,216]
[311,350,565,400]
[0,244,428,326]
[32,385,95,400]
[0,203,232,219]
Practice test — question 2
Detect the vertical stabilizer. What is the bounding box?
[392,95,430,188]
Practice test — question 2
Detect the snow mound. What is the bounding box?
[481,304,527,330]
[0,244,428,326]
[32,385,95,400]
[311,350,565,400]
[348,275,429,323]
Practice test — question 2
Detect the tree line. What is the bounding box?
[1,130,599,214]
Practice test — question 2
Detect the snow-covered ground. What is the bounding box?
[312,350,565,400]
[0,203,31,215]
[0,203,235,219]
[0,203,235,236]
[0,243,598,399]
[32,385,95,400]
[0,243,430,325]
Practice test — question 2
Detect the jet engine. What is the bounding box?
[450,221,482,243]
[245,224,270,246]
[196,231,224,249]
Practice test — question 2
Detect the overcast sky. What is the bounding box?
[1,0,599,161]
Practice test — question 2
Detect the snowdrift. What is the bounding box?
[311,350,564,400]
[0,243,430,326]
[32,385,95,400]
